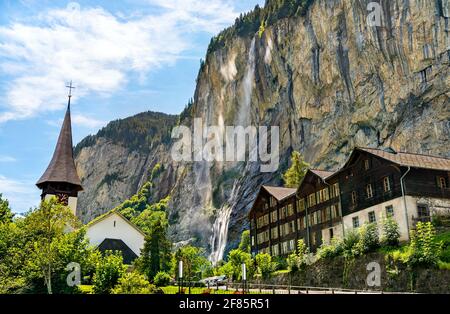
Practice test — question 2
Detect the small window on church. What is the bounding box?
[114,221,116,227]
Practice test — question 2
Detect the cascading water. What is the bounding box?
[209,37,256,264]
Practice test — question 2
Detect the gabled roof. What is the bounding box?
[262,185,297,201]
[36,104,83,191]
[87,210,146,237]
[353,147,450,171]
[98,239,139,265]
[309,169,335,180]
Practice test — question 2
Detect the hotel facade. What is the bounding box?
[249,147,450,257]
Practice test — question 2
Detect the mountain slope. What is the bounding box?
[75,0,450,260]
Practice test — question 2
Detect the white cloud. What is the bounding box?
[0,155,17,162]
[0,175,40,213]
[0,1,243,123]
[72,114,106,129]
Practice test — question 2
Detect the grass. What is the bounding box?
[435,230,450,262]
[78,285,94,294]
[161,286,246,295]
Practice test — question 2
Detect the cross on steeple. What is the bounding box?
[66,81,75,106]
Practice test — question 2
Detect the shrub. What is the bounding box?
[407,222,442,267]
[255,253,276,280]
[153,271,172,287]
[92,252,127,294]
[111,272,156,294]
[381,218,400,247]
[342,229,360,257]
[355,223,380,255]
[316,238,344,260]
[287,239,310,271]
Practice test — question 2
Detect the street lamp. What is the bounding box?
[178,260,183,294]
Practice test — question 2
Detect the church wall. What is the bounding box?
[86,213,145,256]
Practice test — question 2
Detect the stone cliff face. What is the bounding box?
[76,0,450,260]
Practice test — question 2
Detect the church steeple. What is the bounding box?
[36,82,83,214]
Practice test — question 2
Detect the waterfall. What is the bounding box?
[209,37,256,264]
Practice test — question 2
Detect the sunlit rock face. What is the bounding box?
[76,0,450,260]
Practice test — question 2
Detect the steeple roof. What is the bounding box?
[36,102,83,191]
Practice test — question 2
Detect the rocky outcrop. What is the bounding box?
[76,0,450,259]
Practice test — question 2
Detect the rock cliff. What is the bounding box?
[75,0,450,261]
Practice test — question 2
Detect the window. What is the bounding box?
[271,227,278,239]
[323,188,330,202]
[368,211,376,223]
[297,198,305,212]
[366,184,374,199]
[308,193,316,207]
[351,191,357,205]
[386,205,394,218]
[271,211,278,223]
[289,239,296,252]
[297,217,305,230]
[290,221,296,233]
[287,204,295,216]
[281,242,289,255]
[352,216,360,229]
[272,245,279,256]
[364,159,370,170]
[279,207,286,220]
[383,176,391,192]
[329,228,334,240]
[438,176,447,188]
[311,232,317,246]
[251,236,255,246]
[417,205,430,222]
[113,220,116,227]
[333,183,340,198]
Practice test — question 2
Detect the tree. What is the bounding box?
[228,249,254,281]
[0,194,13,224]
[255,253,276,280]
[23,197,79,294]
[172,245,209,283]
[134,210,172,279]
[238,230,251,253]
[282,151,310,188]
[93,251,127,294]
[287,239,310,272]
[381,218,400,247]
[111,272,156,294]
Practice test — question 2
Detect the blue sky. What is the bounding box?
[0,0,264,213]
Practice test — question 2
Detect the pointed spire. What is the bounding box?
[36,84,83,191]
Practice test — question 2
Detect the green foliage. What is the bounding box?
[134,210,172,279]
[227,249,255,281]
[207,0,315,54]
[435,231,450,263]
[407,222,442,267]
[0,194,14,224]
[22,197,81,294]
[287,239,310,272]
[381,218,400,247]
[111,272,156,294]
[354,223,380,255]
[92,252,127,294]
[238,230,251,253]
[255,253,276,280]
[342,229,360,257]
[316,238,344,260]
[282,151,310,188]
[74,111,178,155]
[172,246,210,282]
[153,271,172,287]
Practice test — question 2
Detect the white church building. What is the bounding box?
[36,88,145,264]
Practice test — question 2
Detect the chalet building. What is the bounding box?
[249,147,450,256]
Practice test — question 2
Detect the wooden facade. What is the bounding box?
[249,147,450,256]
